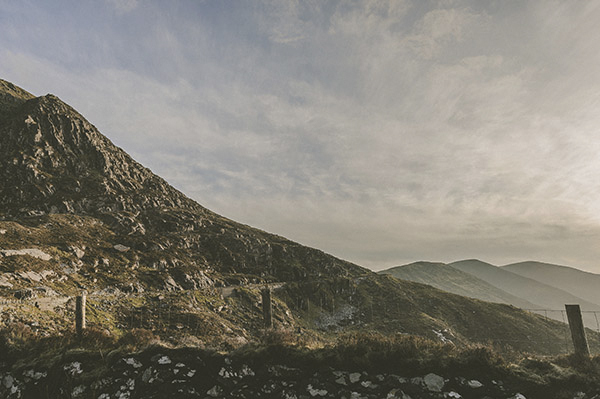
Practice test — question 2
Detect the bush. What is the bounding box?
[118,328,158,350]
[0,322,37,354]
[79,326,117,349]
[258,328,297,346]
[458,344,505,368]
[331,332,456,372]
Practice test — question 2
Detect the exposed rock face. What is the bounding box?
[0,92,203,218]
[0,79,364,282]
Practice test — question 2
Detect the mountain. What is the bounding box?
[379,261,540,309]
[450,259,600,327]
[0,80,364,283]
[503,261,600,308]
[0,78,595,355]
[0,79,35,117]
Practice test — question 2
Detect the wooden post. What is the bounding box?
[261,287,272,328]
[76,294,86,338]
[565,304,590,356]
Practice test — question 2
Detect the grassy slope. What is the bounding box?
[379,261,541,309]
[450,260,600,311]
[503,261,600,308]
[3,214,598,355]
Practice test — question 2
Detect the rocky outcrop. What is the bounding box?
[0,82,364,282]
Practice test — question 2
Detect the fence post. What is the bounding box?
[565,304,590,356]
[76,293,86,338]
[261,287,272,328]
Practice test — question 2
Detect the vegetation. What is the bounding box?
[2,324,600,398]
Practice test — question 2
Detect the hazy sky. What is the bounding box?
[2,1,600,272]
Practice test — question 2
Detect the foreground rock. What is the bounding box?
[0,346,597,399]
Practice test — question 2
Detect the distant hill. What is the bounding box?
[450,259,600,326]
[379,261,540,309]
[503,261,600,308]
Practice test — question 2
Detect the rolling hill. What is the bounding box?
[449,259,600,311]
[503,261,600,308]
[379,261,540,309]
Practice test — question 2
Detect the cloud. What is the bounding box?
[106,0,138,14]
[3,1,600,272]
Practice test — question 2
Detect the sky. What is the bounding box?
[2,1,600,272]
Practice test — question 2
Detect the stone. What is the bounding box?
[70,246,85,259]
[113,244,130,252]
[335,376,347,385]
[349,372,361,383]
[2,375,14,389]
[141,368,153,383]
[467,379,483,389]
[1,248,51,261]
[72,385,86,397]
[239,364,255,377]
[0,274,13,288]
[22,370,46,380]
[307,384,328,397]
[63,362,83,376]
[207,385,223,397]
[157,356,171,365]
[123,358,142,368]
[423,373,445,392]
[361,380,376,388]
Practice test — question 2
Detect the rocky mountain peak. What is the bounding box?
[0,88,205,221]
[0,79,35,116]
[0,79,364,281]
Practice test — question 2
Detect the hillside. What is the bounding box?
[0,78,596,358]
[379,261,540,309]
[503,261,600,308]
[449,260,600,310]
[450,259,600,327]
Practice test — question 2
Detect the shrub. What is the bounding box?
[0,322,37,354]
[258,328,297,346]
[331,332,456,372]
[80,326,117,349]
[118,328,158,350]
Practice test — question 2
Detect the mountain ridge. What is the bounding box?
[0,78,35,116]
[0,87,365,282]
[379,261,541,309]
[449,259,600,312]
[503,260,600,308]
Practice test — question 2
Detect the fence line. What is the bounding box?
[5,287,600,356]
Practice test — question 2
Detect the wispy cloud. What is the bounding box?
[106,0,138,14]
[2,1,600,271]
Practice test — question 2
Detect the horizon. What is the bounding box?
[2,1,600,273]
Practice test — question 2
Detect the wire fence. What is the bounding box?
[4,287,600,356]
[524,309,600,331]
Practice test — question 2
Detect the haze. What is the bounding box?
[2,1,600,272]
